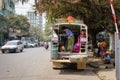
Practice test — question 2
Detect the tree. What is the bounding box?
[8,15,30,35]
[18,0,120,49]
[0,15,8,32]
[17,0,120,30]
[29,26,43,40]
[44,23,52,40]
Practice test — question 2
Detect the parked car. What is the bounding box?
[0,40,24,53]
[27,42,36,48]
[21,41,28,48]
[34,42,39,47]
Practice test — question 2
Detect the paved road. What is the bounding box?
[0,47,100,80]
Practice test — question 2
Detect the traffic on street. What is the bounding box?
[0,46,100,80]
[0,45,115,80]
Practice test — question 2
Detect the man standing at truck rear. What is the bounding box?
[62,26,74,52]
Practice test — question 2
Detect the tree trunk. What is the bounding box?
[109,33,115,58]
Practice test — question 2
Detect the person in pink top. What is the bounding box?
[73,30,86,52]
[78,30,86,45]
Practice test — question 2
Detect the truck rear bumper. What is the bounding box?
[52,59,87,69]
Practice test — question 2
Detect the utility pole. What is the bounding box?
[109,0,120,80]
[115,33,120,80]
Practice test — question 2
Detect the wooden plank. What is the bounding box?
[52,60,71,63]
[77,61,86,69]
[52,62,61,68]
[52,59,87,63]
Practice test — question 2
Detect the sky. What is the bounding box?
[15,0,35,15]
[15,0,46,28]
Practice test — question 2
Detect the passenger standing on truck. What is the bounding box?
[78,30,86,46]
[73,30,86,52]
[62,26,74,52]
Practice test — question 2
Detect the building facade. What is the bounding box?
[0,0,15,16]
[27,11,43,28]
[0,0,15,46]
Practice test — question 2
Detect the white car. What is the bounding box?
[1,40,24,53]
[21,41,28,48]
[27,42,36,48]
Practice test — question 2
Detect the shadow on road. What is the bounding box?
[57,58,115,77]
[57,63,96,76]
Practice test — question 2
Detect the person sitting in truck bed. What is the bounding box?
[72,30,86,53]
[78,30,86,46]
[61,26,74,52]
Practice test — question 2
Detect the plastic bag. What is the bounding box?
[73,41,80,52]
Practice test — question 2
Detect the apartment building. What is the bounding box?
[0,0,15,46]
[27,11,43,28]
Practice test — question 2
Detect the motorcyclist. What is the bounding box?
[44,41,49,49]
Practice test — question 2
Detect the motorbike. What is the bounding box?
[44,42,49,49]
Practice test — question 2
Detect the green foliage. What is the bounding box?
[0,15,8,33]
[0,15,8,26]
[18,0,120,50]
[8,15,30,35]
[44,23,52,36]
[43,23,52,41]
[42,36,50,41]
[32,0,120,30]
[18,0,120,30]
[29,26,43,39]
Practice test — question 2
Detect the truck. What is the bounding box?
[51,18,88,70]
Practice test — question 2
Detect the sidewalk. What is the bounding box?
[89,58,116,80]
[97,59,116,80]
[97,68,116,80]
[88,52,116,80]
